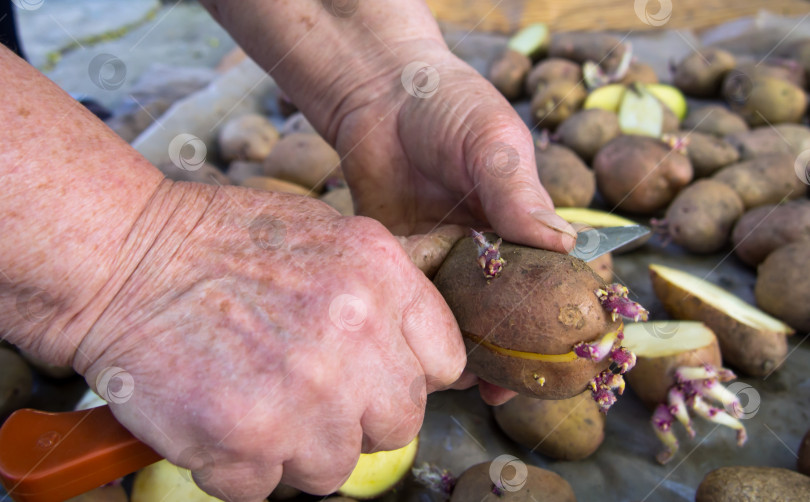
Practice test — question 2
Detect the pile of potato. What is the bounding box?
[5,26,810,502]
[161,104,355,217]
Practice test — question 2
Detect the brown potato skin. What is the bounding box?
[798,428,810,476]
[241,176,314,197]
[732,200,810,266]
[262,133,340,192]
[530,81,586,130]
[535,144,595,208]
[650,268,789,376]
[217,113,279,162]
[677,131,739,178]
[664,179,744,254]
[587,252,613,283]
[619,61,659,85]
[493,391,605,460]
[712,153,806,209]
[489,49,532,101]
[525,58,582,96]
[755,242,810,332]
[696,466,810,502]
[627,335,722,408]
[594,135,693,214]
[450,462,576,502]
[320,187,354,216]
[683,105,748,138]
[673,48,736,98]
[556,109,620,164]
[725,124,810,160]
[724,75,808,126]
[549,32,627,73]
[434,236,618,399]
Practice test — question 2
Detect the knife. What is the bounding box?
[569,224,650,262]
[0,225,648,502]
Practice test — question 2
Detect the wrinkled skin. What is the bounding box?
[2,2,577,501]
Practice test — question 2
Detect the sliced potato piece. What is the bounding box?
[555,207,637,227]
[618,85,664,137]
[646,83,688,120]
[339,437,418,499]
[131,460,220,502]
[622,321,722,406]
[584,83,625,112]
[507,23,549,59]
[649,264,793,376]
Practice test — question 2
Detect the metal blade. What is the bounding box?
[568,225,650,262]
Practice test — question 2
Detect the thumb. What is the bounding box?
[396,224,467,278]
[467,123,578,253]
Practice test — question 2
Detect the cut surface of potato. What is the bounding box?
[623,321,722,406]
[618,85,664,137]
[649,263,793,376]
[622,321,717,358]
[339,437,418,499]
[649,265,792,334]
[131,460,220,502]
[555,208,636,227]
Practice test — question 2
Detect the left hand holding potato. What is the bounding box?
[203,0,577,406]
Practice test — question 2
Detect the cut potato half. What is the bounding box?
[623,321,722,406]
[339,437,418,499]
[618,86,664,137]
[131,460,220,502]
[649,264,793,376]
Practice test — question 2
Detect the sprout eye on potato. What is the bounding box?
[433,232,647,411]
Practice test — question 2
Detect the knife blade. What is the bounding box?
[568,225,650,262]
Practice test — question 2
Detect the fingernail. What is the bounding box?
[530,209,578,240]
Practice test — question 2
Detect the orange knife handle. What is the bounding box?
[0,406,163,502]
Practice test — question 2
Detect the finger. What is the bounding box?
[447,369,479,390]
[192,460,282,502]
[466,110,577,253]
[358,333,425,453]
[279,422,363,495]
[478,379,519,406]
[400,266,467,390]
[397,224,467,278]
